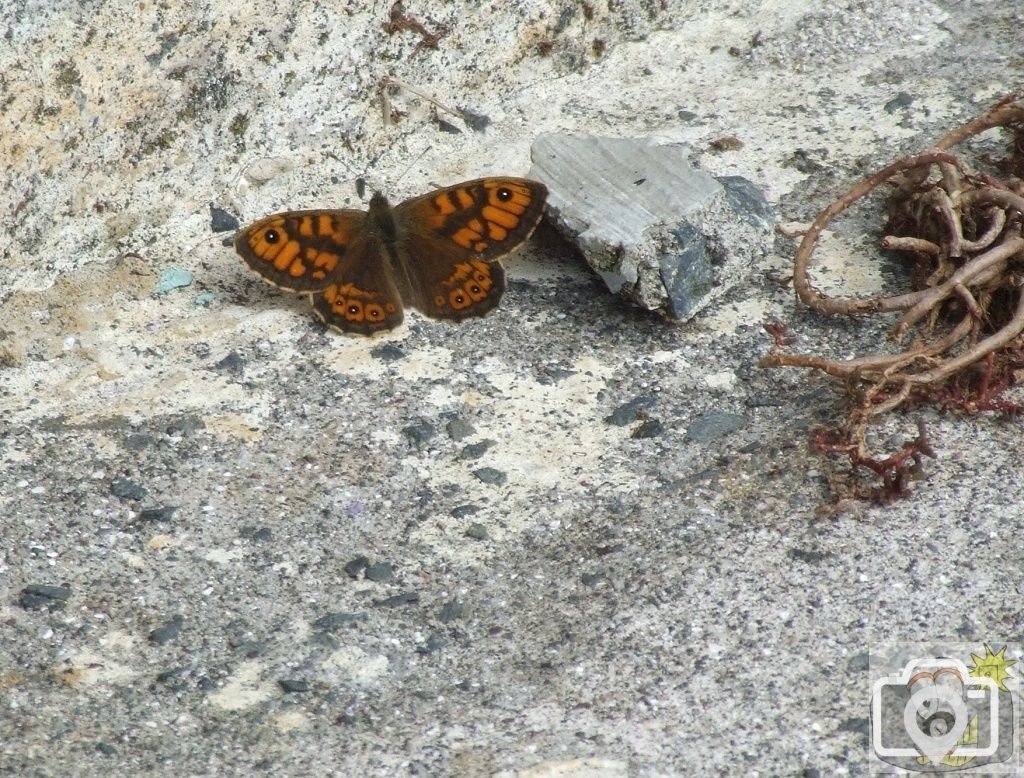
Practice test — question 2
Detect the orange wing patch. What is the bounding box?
[313,280,403,334]
[432,260,496,311]
[322,282,398,324]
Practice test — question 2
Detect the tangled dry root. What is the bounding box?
[762,93,1024,502]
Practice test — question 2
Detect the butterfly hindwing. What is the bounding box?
[310,236,404,335]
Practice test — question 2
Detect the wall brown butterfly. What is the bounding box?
[234,177,548,335]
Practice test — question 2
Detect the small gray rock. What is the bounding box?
[375,591,420,608]
[439,599,464,623]
[529,134,773,321]
[402,421,436,448]
[312,612,366,632]
[138,505,178,523]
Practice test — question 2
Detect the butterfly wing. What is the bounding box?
[310,235,405,335]
[234,209,367,293]
[392,178,547,321]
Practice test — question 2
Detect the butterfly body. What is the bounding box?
[235,177,548,335]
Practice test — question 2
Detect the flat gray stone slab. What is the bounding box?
[530,134,773,320]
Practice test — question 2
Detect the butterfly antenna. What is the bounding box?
[393,145,432,188]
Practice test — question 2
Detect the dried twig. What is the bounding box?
[762,93,1024,501]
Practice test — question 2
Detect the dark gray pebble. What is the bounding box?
[415,632,445,655]
[155,666,189,691]
[402,421,436,448]
[312,612,366,632]
[459,440,494,460]
[374,591,419,608]
[439,599,463,623]
[209,205,240,233]
[138,506,178,523]
[239,525,273,541]
[278,678,310,693]
[110,478,146,501]
[631,419,665,439]
[213,351,246,373]
[166,416,205,435]
[364,562,394,582]
[683,411,747,443]
[464,523,488,541]
[343,556,369,579]
[370,344,406,362]
[124,432,156,450]
[149,615,184,645]
[605,395,656,426]
[445,418,475,441]
[19,584,72,611]
[472,467,506,485]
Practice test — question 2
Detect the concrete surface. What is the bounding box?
[2,1,1023,775]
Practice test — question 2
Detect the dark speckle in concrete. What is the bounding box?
[149,615,185,645]
[370,343,406,362]
[604,395,656,426]
[438,600,464,625]
[374,592,420,608]
[213,351,246,372]
[630,418,664,439]
[312,612,367,632]
[402,420,436,448]
[459,440,495,460]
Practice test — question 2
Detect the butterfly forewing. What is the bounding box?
[393,178,547,320]
[235,208,367,293]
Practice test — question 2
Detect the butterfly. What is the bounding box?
[234,177,548,335]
